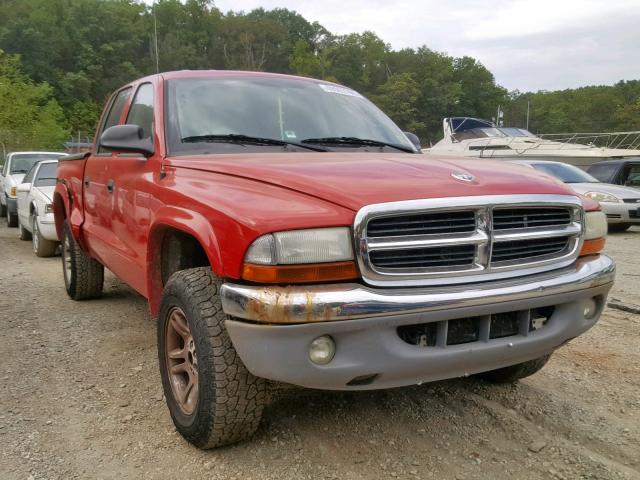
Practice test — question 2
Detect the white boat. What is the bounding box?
[423,117,640,169]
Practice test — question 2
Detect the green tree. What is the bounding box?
[0,50,69,151]
[373,73,426,136]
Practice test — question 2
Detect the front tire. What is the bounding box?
[32,215,57,257]
[476,354,551,383]
[7,209,18,228]
[19,222,32,241]
[608,223,631,232]
[61,221,104,299]
[158,267,267,449]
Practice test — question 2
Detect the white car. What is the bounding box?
[16,160,60,257]
[1,151,67,227]
[510,160,640,232]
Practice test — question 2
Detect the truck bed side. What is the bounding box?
[53,151,90,242]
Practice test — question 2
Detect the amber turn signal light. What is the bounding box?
[579,237,606,257]
[242,261,358,284]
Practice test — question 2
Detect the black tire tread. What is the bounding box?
[476,354,551,383]
[19,222,32,241]
[63,222,104,299]
[159,267,267,449]
[7,211,18,228]
[33,216,57,257]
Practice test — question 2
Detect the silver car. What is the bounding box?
[510,160,640,232]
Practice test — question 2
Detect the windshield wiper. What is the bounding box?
[301,136,415,153]
[180,134,327,152]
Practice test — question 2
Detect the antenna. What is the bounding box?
[153,4,160,74]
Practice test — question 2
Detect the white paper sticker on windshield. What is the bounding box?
[318,83,363,98]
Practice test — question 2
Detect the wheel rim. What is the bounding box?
[32,218,39,252]
[62,233,72,285]
[165,307,199,416]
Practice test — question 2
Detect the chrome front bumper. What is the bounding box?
[221,255,615,324]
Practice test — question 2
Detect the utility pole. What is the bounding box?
[526,101,530,130]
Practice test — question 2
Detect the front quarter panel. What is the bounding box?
[145,166,355,313]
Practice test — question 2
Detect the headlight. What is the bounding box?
[9,186,17,197]
[584,211,607,240]
[243,227,357,284]
[44,204,53,214]
[245,227,354,265]
[580,210,607,256]
[583,191,620,203]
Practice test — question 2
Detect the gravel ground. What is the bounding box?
[1,222,639,480]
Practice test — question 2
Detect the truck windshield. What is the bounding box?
[166,76,416,155]
[10,154,64,174]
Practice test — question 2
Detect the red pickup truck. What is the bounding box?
[54,70,615,449]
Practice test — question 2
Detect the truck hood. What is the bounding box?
[37,185,55,202]
[169,153,575,211]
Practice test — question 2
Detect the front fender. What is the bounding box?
[53,182,72,240]
[146,206,224,314]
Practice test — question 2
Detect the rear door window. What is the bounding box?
[126,83,154,141]
[34,162,58,187]
[623,164,640,187]
[22,163,38,184]
[98,87,132,154]
[587,163,619,182]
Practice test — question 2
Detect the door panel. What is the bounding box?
[81,87,132,265]
[103,83,155,295]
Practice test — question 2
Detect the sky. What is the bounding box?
[210,0,640,92]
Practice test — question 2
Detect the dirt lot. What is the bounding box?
[1,222,639,480]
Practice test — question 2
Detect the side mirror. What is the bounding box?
[100,124,154,157]
[17,183,31,193]
[404,132,422,150]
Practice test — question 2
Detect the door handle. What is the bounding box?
[107,179,115,193]
[84,176,90,188]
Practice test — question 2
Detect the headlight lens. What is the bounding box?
[584,211,607,240]
[245,227,354,265]
[583,191,620,203]
[9,186,17,197]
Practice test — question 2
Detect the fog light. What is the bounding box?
[309,335,335,365]
[583,298,598,319]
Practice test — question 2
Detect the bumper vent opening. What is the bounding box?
[489,311,521,339]
[446,317,481,345]
[398,307,555,348]
[346,374,379,386]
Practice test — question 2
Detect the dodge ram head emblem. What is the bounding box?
[451,172,475,182]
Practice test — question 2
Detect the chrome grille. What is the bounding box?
[367,211,475,237]
[491,237,570,263]
[370,245,476,269]
[354,195,584,287]
[493,207,571,230]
